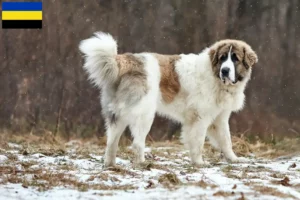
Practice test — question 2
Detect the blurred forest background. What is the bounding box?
[0,0,300,141]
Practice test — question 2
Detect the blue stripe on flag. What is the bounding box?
[2,2,42,11]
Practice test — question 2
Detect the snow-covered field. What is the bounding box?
[0,139,300,200]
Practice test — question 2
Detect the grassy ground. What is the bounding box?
[0,132,300,199]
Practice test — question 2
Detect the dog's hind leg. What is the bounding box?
[129,112,155,164]
[104,119,127,167]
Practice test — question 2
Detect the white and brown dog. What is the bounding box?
[79,32,258,166]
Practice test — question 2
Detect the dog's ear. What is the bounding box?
[209,48,218,66]
[243,47,258,68]
[209,43,227,66]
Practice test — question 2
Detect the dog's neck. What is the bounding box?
[218,77,249,96]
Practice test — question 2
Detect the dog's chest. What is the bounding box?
[156,92,186,122]
[216,90,245,111]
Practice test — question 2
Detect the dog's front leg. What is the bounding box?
[207,111,248,163]
[181,120,210,166]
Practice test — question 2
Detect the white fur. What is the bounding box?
[220,45,236,84]
[80,32,252,166]
[79,32,117,57]
[79,32,118,87]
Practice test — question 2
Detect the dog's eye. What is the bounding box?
[231,53,239,62]
[220,54,227,62]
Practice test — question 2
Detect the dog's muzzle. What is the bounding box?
[221,67,230,77]
[220,67,236,84]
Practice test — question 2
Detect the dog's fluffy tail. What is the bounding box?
[79,32,118,87]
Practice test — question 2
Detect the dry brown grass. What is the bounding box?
[0,131,299,196]
[195,179,217,189]
[105,166,138,177]
[232,135,300,159]
[251,185,293,198]
[0,166,137,192]
[1,130,299,159]
[213,190,235,197]
[138,161,172,172]
[0,133,139,192]
[158,173,181,188]
[271,176,291,186]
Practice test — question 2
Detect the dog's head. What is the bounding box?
[209,39,258,85]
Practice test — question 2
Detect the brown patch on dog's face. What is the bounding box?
[153,54,181,103]
[209,40,258,85]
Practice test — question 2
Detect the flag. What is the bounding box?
[2,2,42,29]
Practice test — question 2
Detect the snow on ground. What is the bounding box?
[0,140,299,200]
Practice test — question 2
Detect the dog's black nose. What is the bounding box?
[221,67,230,76]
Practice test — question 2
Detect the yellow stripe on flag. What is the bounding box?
[2,11,42,20]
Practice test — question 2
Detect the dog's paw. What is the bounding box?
[104,161,115,167]
[192,160,211,168]
[104,156,116,167]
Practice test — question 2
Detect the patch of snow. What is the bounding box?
[31,153,46,158]
[116,157,130,165]
[0,155,8,163]
[29,164,40,170]
[1,144,300,200]
[15,164,24,171]
[156,147,174,150]
[7,143,22,150]
[6,150,19,154]
[89,154,103,161]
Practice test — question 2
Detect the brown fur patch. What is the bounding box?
[115,53,148,93]
[113,53,148,109]
[116,54,145,77]
[153,54,181,103]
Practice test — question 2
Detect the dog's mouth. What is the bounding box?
[221,76,237,85]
